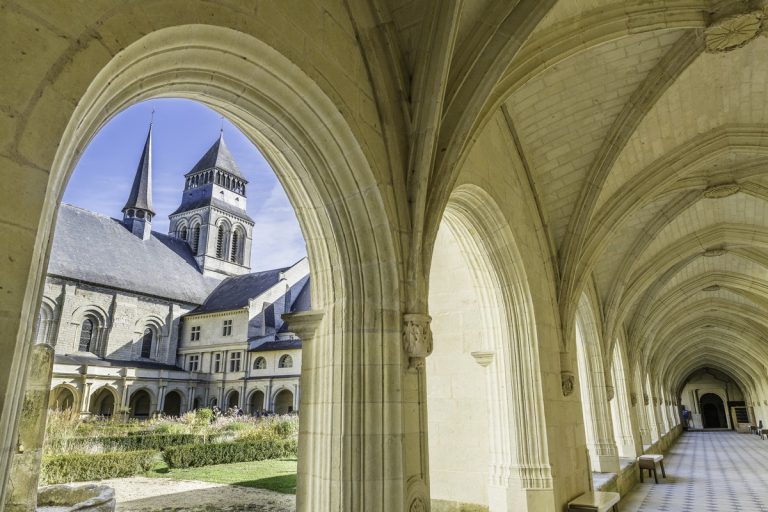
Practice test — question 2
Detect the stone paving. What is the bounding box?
[621,431,768,511]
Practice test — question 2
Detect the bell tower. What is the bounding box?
[122,124,154,240]
[168,133,253,278]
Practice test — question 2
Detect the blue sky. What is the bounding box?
[63,98,307,271]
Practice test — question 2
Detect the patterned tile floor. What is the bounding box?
[620,431,768,511]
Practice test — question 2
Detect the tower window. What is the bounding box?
[229,352,241,372]
[190,325,200,341]
[180,226,188,240]
[140,327,153,358]
[253,357,267,370]
[230,231,240,263]
[191,225,200,252]
[279,354,293,368]
[222,319,232,336]
[79,318,94,352]
[216,225,227,259]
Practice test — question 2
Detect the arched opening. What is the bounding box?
[425,185,554,510]
[52,386,76,411]
[250,390,265,414]
[273,389,294,414]
[278,354,293,368]
[130,389,152,418]
[700,393,728,429]
[192,397,200,410]
[5,24,402,511]
[226,390,240,410]
[163,390,183,417]
[78,317,96,353]
[89,388,116,417]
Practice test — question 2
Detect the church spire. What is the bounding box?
[122,124,154,240]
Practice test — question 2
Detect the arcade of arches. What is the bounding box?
[3,1,768,511]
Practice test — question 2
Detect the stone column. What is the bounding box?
[610,361,641,458]
[576,342,619,472]
[4,343,55,512]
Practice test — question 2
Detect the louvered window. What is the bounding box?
[216,225,226,258]
[191,225,200,252]
[180,226,188,240]
[230,231,240,263]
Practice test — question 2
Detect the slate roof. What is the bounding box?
[185,133,246,180]
[250,338,302,352]
[48,204,221,304]
[55,353,183,371]
[169,196,255,223]
[122,126,154,214]
[189,267,291,315]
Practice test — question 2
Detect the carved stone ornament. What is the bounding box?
[652,397,659,406]
[703,284,721,292]
[704,10,763,53]
[643,394,650,406]
[561,371,575,396]
[606,385,615,402]
[402,313,433,369]
[631,393,638,406]
[703,182,740,198]
[703,248,726,257]
[409,497,427,512]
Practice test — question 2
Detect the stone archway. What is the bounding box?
[426,185,555,511]
[273,389,294,415]
[52,386,76,411]
[700,393,727,429]
[249,390,265,414]
[89,388,116,417]
[226,390,240,411]
[130,389,152,418]
[163,391,182,417]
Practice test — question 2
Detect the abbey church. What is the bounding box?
[4,1,768,511]
[42,127,309,419]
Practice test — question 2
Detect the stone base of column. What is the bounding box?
[488,485,555,512]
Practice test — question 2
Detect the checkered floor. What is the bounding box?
[620,431,768,511]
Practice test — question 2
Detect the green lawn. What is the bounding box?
[146,458,297,494]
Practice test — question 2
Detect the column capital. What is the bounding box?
[402,313,432,369]
[281,310,324,341]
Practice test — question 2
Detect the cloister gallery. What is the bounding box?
[3,1,768,511]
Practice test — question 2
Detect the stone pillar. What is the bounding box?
[576,341,619,472]
[79,376,92,417]
[610,360,642,458]
[4,343,55,512]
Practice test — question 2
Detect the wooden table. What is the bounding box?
[568,491,621,511]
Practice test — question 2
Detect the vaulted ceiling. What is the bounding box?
[376,0,768,396]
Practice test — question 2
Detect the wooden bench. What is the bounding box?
[638,454,666,483]
[568,491,621,511]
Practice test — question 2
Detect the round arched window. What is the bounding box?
[253,357,267,370]
[278,354,293,368]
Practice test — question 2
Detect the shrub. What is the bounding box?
[194,408,215,424]
[163,438,297,468]
[46,433,205,454]
[41,450,158,484]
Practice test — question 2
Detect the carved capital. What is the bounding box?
[643,394,650,406]
[281,310,324,341]
[402,313,433,369]
[409,497,427,512]
[561,371,575,396]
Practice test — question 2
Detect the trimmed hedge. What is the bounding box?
[41,450,158,484]
[163,438,297,468]
[47,433,205,453]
